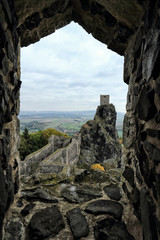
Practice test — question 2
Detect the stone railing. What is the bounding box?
[20,135,71,176]
[20,134,81,184]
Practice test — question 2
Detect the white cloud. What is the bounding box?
[20,22,127,112]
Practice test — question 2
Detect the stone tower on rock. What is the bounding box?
[79,98,121,168]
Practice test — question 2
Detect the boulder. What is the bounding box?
[94,218,135,240]
[28,206,65,239]
[66,207,89,239]
[20,187,58,203]
[103,183,122,201]
[85,199,123,220]
[61,184,102,203]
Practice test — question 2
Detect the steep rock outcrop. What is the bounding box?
[79,104,121,168]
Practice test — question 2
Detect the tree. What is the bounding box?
[22,127,30,141]
[19,135,32,160]
[41,128,68,142]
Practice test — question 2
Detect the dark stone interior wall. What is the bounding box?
[0,0,160,239]
[0,0,20,237]
[123,0,160,239]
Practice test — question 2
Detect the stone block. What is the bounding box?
[123,166,135,187]
[103,183,122,201]
[94,218,135,240]
[140,187,158,240]
[28,206,65,239]
[67,208,89,239]
[21,203,35,216]
[61,184,102,203]
[20,187,58,203]
[136,88,157,121]
[85,199,123,220]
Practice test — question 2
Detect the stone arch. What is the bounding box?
[16,0,143,55]
[1,0,160,239]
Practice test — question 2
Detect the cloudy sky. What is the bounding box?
[20,22,128,113]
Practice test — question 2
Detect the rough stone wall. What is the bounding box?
[14,0,143,55]
[123,1,160,239]
[0,0,20,238]
[20,135,81,187]
[20,135,70,176]
[1,0,160,239]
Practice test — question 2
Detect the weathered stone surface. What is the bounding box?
[136,88,157,121]
[79,104,121,167]
[146,128,160,139]
[61,184,102,203]
[103,183,122,201]
[140,187,158,240]
[21,202,36,216]
[14,0,143,55]
[131,187,141,220]
[20,135,66,172]
[94,218,135,240]
[4,218,24,240]
[16,199,23,208]
[28,206,65,239]
[2,0,160,239]
[20,187,58,203]
[143,141,160,164]
[74,169,88,182]
[20,135,79,185]
[66,207,89,239]
[123,167,135,187]
[38,164,63,174]
[85,200,123,220]
[87,167,113,183]
[123,113,137,149]
[0,167,8,235]
[0,1,20,237]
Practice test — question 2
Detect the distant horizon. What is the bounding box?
[19,109,125,114]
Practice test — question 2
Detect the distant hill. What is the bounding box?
[19,110,96,119]
[19,110,125,121]
[19,110,125,137]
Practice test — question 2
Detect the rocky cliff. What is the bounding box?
[79,104,121,169]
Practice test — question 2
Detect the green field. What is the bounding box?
[19,111,124,138]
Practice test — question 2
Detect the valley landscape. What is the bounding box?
[19,110,124,138]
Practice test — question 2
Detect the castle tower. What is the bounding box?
[100,95,110,105]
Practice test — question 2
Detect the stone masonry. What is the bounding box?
[3,109,128,240]
[100,95,110,105]
[1,0,160,239]
[0,1,20,239]
[20,134,81,187]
